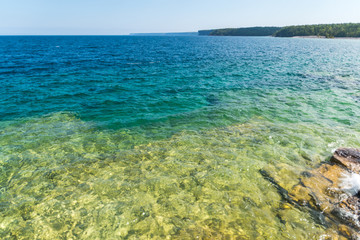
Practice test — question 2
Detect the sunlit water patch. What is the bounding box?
[0,112,360,239]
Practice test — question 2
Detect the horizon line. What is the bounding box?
[2,22,359,36]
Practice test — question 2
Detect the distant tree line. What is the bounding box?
[198,30,214,36]
[273,23,360,38]
[199,27,281,36]
[199,23,360,38]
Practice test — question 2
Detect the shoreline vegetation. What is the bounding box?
[198,23,360,38]
[199,27,281,36]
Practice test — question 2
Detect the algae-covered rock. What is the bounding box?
[261,148,360,239]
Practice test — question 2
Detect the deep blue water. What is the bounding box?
[1,36,360,239]
[2,36,359,131]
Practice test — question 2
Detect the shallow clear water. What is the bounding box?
[1,36,360,239]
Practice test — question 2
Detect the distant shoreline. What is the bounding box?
[292,35,360,39]
[292,35,325,39]
[199,23,360,38]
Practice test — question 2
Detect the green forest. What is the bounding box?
[274,23,360,38]
[199,23,360,38]
[199,27,281,36]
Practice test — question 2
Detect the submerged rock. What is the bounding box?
[335,195,360,228]
[261,148,360,239]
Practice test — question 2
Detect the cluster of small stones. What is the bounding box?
[261,148,360,239]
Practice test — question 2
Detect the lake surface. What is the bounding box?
[1,36,360,239]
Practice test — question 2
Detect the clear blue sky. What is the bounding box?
[1,0,360,35]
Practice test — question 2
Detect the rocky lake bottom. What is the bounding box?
[1,36,360,239]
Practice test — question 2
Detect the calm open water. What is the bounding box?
[1,36,360,239]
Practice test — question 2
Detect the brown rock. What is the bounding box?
[331,148,360,173]
[289,161,360,238]
[335,195,360,228]
[338,224,353,239]
[290,164,344,214]
[261,148,360,239]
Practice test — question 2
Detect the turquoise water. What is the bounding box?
[1,36,360,239]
